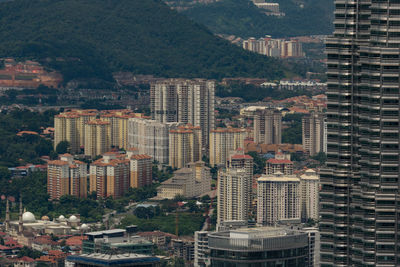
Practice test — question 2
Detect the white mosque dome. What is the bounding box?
[69,215,78,222]
[22,211,36,223]
[58,215,66,221]
[81,224,89,230]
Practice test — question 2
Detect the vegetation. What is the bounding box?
[119,212,205,236]
[0,109,57,167]
[216,82,312,102]
[282,113,304,144]
[182,0,333,38]
[0,0,297,82]
[246,152,266,174]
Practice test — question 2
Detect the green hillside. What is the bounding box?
[182,0,334,38]
[0,0,294,82]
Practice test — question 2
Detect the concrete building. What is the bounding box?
[47,154,87,200]
[302,112,326,156]
[265,152,294,175]
[171,238,195,263]
[300,169,319,222]
[209,128,247,167]
[128,118,181,164]
[194,231,210,267]
[217,168,251,226]
[67,253,160,267]
[257,172,300,225]
[208,227,309,266]
[303,227,320,267]
[129,154,153,189]
[242,37,303,58]
[54,113,80,154]
[150,79,215,147]
[89,153,130,199]
[253,108,282,144]
[84,120,111,158]
[157,161,211,199]
[169,125,202,169]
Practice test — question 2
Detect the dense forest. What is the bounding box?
[182,0,334,38]
[0,0,296,82]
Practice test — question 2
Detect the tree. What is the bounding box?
[246,152,265,174]
[0,167,11,180]
[311,152,327,165]
[55,141,69,154]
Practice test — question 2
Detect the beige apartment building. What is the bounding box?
[217,168,251,226]
[302,112,326,156]
[54,113,81,153]
[209,127,247,166]
[300,169,319,222]
[130,154,153,188]
[257,172,300,225]
[89,153,130,199]
[47,154,87,200]
[157,161,211,199]
[253,108,282,144]
[84,120,111,158]
[150,79,215,147]
[265,152,294,175]
[169,125,202,169]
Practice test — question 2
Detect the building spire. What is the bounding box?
[18,196,23,233]
[5,198,10,232]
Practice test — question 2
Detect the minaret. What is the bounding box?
[18,197,23,233]
[5,198,10,232]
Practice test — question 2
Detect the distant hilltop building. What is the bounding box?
[251,0,284,16]
[242,36,303,58]
[150,78,215,147]
[0,58,62,89]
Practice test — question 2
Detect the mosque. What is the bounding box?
[3,198,89,246]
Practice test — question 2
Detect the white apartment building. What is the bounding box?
[209,128,247,166]
[257,172,300,225]
[194,231,210,267]
[300,169,319,222]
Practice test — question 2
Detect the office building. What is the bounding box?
[208,227,309,266]
[129,154,153,188]
[89,153,130,199]
[257,172,300,225]
[194,231,210,267]
[47,154,87,200]
[300,169,319,222]
[302,112,326,156]
[217,168,251,226]
[169,125,202,169]
[265,152,294,175]
[209,128,247,166]
[253,108,282,144]
[128,118,181,164]
[157,161,211,199]
[319,0,400,265]
[150,79,215,147]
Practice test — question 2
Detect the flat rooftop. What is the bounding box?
[67,253,160,266]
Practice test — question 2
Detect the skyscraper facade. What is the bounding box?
[150,79,215,147]
[320,0,400,265]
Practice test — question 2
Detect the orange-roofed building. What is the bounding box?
[266,153,294,175]
[130,154,153,188]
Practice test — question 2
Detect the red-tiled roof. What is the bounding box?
[231,154,253,160]
[267,159,293,164]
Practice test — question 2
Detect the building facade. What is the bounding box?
[129,154,153,188]
[265,152,294,175]
[47,154,87,200]
[319,0,400,265]
[209,128,247,167]
[169,125,202,169]
[150,79,215,147]
[300,169,319,222]
[253,108,282,144]
[257,172,300,225]
[302,112,326,156]
[84,120,111,158]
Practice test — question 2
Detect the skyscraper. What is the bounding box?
[320,0,400,265]
[150,79,215,147]
[253,108,282,144]
[302,112,326,156]
[169,125,202,169]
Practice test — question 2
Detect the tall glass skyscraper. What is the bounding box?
[320,0,400,266]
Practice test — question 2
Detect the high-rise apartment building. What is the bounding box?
[47,154,87,200]
[84,120,111,158]
[150,79,215,147]
[300,169,319,222]
[89,153,130,199]
[253,108,282,144]
[302,112,326,156]
[54,113,80,153]
[209,128,247,166]
[257,172,300,225]
[217,168,251,226]
[129,154,153,188]
[265,152,294,175]
[169,125,202,169]
[128,118,181,164]
[320,0,400,265]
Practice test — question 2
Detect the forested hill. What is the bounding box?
[0,0,295,82]
[182,0,334,38]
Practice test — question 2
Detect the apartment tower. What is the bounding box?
[150,79,215,147]
[302,112,326,156]
[300,169,319,222]
[320,0,400,265]
[253,108,282,144]
[169,125,202,169]
[130,154,153,188]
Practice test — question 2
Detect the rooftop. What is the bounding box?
[67,253,160,266]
